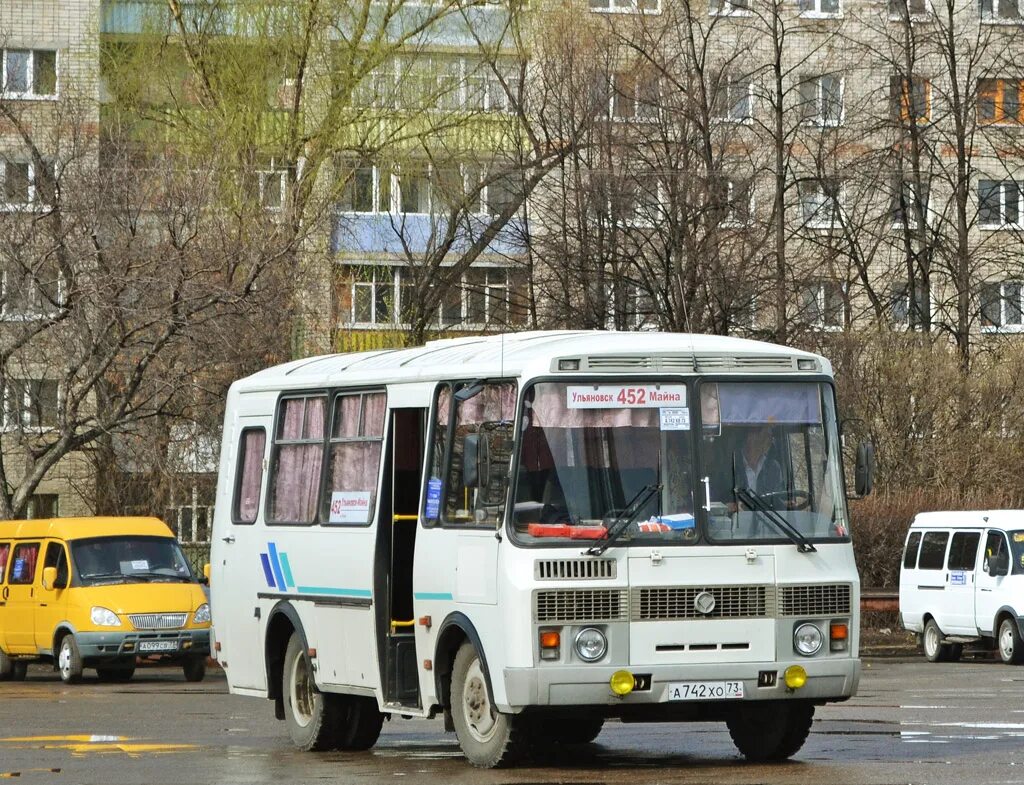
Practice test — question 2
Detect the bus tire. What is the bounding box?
[923,619,952,663]
[535,716,604,745]
[283,632,337,751]
[450,641,527,768]
[331,695,385,750]
[183,656,207,682]
[96,663,136,682]
[58,634,84,684]
[998,618,1024,664]
[727,701,813,762]
[0,648,12,681]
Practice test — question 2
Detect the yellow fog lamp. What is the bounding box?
[610,670,635,696]
[784,665,808,690]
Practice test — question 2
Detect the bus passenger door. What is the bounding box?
[4,541,41,654]
[212,414,271,691]
[378,407,425,708]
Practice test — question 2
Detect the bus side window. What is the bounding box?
[9,542,40,585]
[267,395,327,524]
[233,428,267,525]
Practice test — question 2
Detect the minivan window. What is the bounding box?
[1009,530,1024,575]
[984,530,1007,573]
[8,542,40,584]
[0,542,9,579]
[918,531,949,570]
[947,531,980,571]
[43,541,69,587]
[71,536,194,585]
[903,531,922,568]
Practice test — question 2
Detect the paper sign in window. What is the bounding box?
[660,408,690,431]
[329,491,372,524]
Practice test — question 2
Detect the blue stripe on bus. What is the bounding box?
[267,542,287,591]
[296,586,373,598]
[413,592,454,601]
[259,554,276,588]
[279,553,295,589]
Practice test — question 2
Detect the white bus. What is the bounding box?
[210,331,870,767]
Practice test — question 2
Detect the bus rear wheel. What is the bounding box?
[330,694,385,750]
[533,715,605,745]
[282,632,336,751]
[450,642,527,768]
[727,701,814,762]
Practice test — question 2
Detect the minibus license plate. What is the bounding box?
[666,681,744,700]
[138,640,178,653]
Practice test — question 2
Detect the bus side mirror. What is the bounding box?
[42,566,57,591]
[463,435,480,489]
[854,441,874,497]
[202,563,211,585]
[989,550,1009,577]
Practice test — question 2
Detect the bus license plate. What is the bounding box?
[138,640,179,653]
[666,681,744,701]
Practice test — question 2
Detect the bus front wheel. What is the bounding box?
[450,642,527,768]
[727,701,814,762]
[282,632,336,751]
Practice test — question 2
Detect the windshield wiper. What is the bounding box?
[586,483,662,557]
[734,488,817,553]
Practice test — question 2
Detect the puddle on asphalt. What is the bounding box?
[0,735,196,757]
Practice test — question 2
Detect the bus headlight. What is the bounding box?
[193,603,211,624]
[91,606,121,627]
[793,623,823,656]
[574,628,607,662]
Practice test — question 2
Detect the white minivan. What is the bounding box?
[899,511,1024,665]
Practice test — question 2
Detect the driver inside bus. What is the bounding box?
[712,425,790,512]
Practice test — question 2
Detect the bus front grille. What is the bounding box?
[128,613,188,630]
[534,589,628,622]
[778,584,852,616]
[632,586,772,620]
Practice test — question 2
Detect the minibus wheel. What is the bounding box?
[96,663,135,683]
[282,632,337,751]
[998,618,1024,664]
[0,648,12,681]
[450,642,527,768]
[922,619,958,662]
[57,635,84,684]
[727,700,814,762]
[183,656,207,682]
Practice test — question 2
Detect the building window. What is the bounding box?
[0,159,52,210]
[978,78,1023,125]
[339,161,392,213]
[610,71,660,122]
[978,180,1022,228]
[1,265,63,320]
[381,54,521,112]
[980,0,1022,21]
[712,78,753,122]
[589,0,660,13]
[890,178,930,227]
[709,0,751,14]
[798,0,840,16]
[3,379,58,429]
[799,178,843,228]
[25,494,58,519]
[890,281,929,327]
[890,76,931,123]
[889,0,929,16]
[258,169,286,210]
[982,281,1024,329]
[799,75,843,126]
[166,502,214,543]
[799,281,844,329]
[713,177,754,226]
[1,49,57,99]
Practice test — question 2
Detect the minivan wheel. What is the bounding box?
[58,635,84,683]
[183,656,207,682]
[998,618,1024,665]
[0,648,12,681]
[922,619,951,663]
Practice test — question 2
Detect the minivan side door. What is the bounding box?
[914,530,950,628]
[4,541,41,653]
[0,540,10,653]
[944,529,981,634]
[975,529,1009,636]
[35,540,71,655]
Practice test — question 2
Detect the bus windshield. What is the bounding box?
[511,379,848,547]
[71,536,196,585]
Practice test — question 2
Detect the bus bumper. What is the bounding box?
[501,657,860,710]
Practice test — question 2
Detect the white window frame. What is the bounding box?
[347,266,400,326]
[720,178,754,227]
[0,159,52,212]
[890,280,929,328]
[891,178,930,229]
[798,0,842,18]
[978,179,1023,230]
[981,280,1024,332]
[800,75,845,127]
[257,168,287,211]
[708,0,752,15]
[713,78,754,123]
[799,178,844,229]
[339,162,393,214]
[0,268,65,321]
[2,378,59,431]
[979,0,1023,22]
[800,281,845,330]
[888,0,931,18]
[609,72,661,123]
[589,0,661,15]
[1,48,58,100]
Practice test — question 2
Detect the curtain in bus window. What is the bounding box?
[9,542,39,584]
[714,383,822,425]
[0,542,9,578]
[270,397,326,523]
[325,392,386,525]
[235,429,266,523]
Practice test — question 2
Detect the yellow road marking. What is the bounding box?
[0,735,195,757]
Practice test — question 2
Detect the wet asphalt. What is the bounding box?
[1,655,1023,785]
